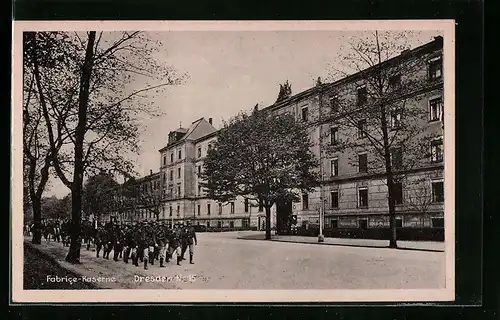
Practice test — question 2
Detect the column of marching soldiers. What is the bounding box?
[24,218,198,269]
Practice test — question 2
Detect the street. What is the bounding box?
[24,231,445,290]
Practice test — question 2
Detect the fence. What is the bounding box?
[291,226,444,241]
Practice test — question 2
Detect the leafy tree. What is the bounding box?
[82,171,120,220]
[326,31,444,247]
[25,31,186,263]
[23,32,74,244]
[41,195,71,220]
[201,108,320,240]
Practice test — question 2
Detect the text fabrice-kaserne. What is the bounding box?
[46,275,116,284]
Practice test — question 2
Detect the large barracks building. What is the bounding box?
[106,36,445,233]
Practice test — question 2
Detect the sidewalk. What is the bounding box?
[237,233,445,252]
[24,238,179,289]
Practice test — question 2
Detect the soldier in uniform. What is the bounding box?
[167,224,183,266]
[181,221,197,264]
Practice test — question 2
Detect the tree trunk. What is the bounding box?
[379,102,398,249]
[31,197,42,244]
[265,206,272,240]
[65,31,96,264]
[386,175,397,248]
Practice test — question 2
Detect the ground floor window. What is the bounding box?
[330,219,338,228]
[432,217,444,228]
[395,218,403,228]
[229,221,234,228]
[217,221,222,228]
[359,218,368,230]
[207,221,210,228]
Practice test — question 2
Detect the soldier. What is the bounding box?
[179,222,188,261]
[168,224,183,266]
[113,226,123,262]
[182,221,197,264]
[95,227,104,258]
[147,223,156,267]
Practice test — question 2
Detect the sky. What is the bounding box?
[44,30,442,198]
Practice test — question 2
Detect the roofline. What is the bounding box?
[158,118,206,152]
[261,36,443,112]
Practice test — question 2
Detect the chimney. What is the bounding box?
[150,169,153,175]
[208,118,213,125]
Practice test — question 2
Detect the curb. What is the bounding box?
[236,237,445,253]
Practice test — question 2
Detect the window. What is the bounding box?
[197,204,201,216]
[358,187,368,208]
[331,191,339,209]
[197,147,201,158]
[198,166,201,175]
[358,154,368,173]
[163,172,166,183]
[428,56,442,81]
[429,97,443,121]
[395,218,403,228]
[330,219,338,228]
[169,170,173,181]
[357,86,368,105]
[390,110,401,129]
[330,95,339,112]
[301,106,309,122]
[208,143,212,151]
[330,127,338,145]
[391,148,403,169]
[178,149,182,160]
[163,156,166,166]
[177,186,181,197]
[230,202,235,214]
[169,188,173,197]
[170,153,174,163]
[393,181,403,205]
[432,180,444,203]
[388,74,401,89]
[177,167,181,178]
[431,138,444,162]
[357,119,367,138]
[176,205,180,216]
[169,206,172,217]
[162,189,166,197]
[244,199,249,213]
[302,194,309,210]
[218,203,222,215]
[207,203,211,215]
[217,221,222,228]
[198,185,202,196]
[331,158,339,177]
[432,217,444,228]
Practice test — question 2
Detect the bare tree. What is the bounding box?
[25,31,186,263]
[326,31,443,247]
[404,177,434,225]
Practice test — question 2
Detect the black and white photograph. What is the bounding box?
[11,20,455,303]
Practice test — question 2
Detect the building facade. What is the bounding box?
[107,36,444,232]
